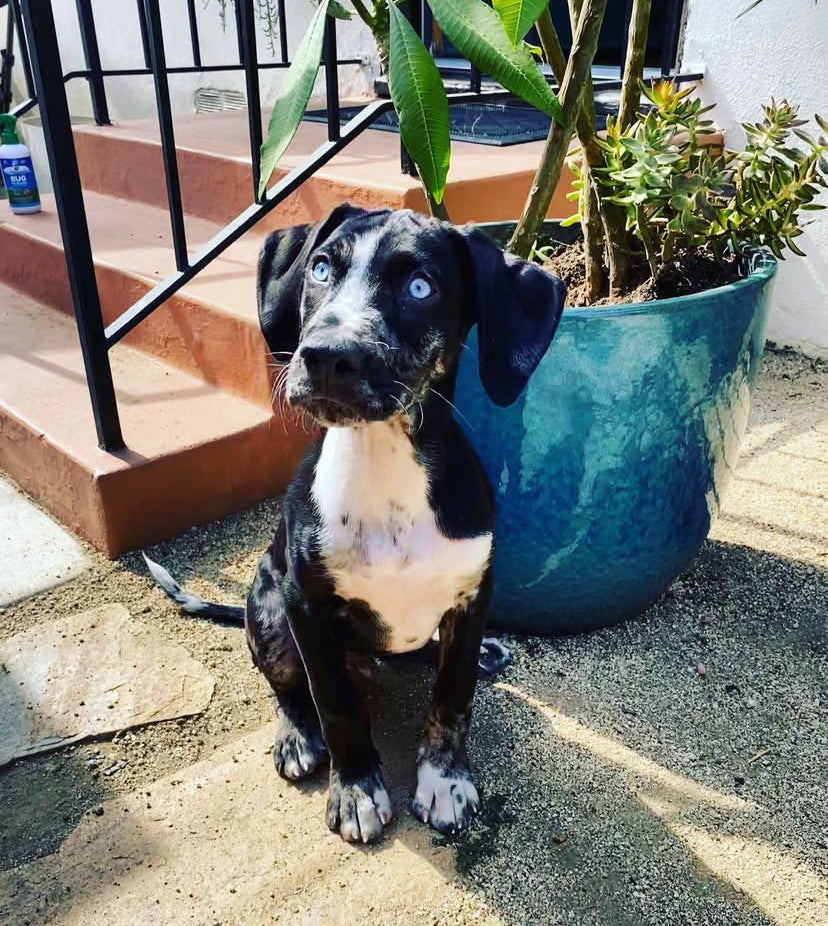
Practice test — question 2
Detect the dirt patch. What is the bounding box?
[0,500,280,869]
[542,241,742,307]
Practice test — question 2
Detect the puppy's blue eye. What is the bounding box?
[408,275,432,300]
[311,258,330,283]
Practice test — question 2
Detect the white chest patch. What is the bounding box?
[311,421,492,654]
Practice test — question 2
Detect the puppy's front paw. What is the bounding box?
[327,768,392,843]
[273,715,327,780]
[412,759,480,834]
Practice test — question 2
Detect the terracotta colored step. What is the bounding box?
[72,110,577,228]
[0,284,309,557]
[0,191,275,406]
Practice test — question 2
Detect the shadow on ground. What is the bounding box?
[452,538,827,926]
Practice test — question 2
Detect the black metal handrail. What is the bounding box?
[10,0,693,453]
[11,0,375,450]
[1,0,15,113]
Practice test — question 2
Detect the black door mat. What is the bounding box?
[303,100,620,146]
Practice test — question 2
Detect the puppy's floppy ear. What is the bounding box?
[257,203,371,356]
[461,227,566,407]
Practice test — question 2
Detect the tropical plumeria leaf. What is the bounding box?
[259,0,331,197]
[492,0,550,48]
[388,0,451,204]
[429,0,563,121]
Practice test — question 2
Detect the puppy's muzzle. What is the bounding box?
[301,342,364,389]
[288,340,398,424]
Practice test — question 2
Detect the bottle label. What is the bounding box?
[1,155,40,207]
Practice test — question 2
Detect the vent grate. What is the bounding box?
[194,87,247,114]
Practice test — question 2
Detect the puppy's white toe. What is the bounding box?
[412,760,480,834]
[327,771,392,843]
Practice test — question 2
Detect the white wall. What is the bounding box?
[8,1,376,120]
[681,0,828,357]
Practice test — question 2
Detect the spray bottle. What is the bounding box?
[0,114,41,214]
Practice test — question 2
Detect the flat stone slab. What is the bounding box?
[0,477,89,606]
[0,604,214,766]
[0,727,488,926]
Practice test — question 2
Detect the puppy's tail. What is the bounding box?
[142,553,245,625]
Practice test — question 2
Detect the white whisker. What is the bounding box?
[388,393,409,419]
[428,387,473,430]
[366,339,398,351]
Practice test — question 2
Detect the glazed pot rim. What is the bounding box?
[477,219,778,321]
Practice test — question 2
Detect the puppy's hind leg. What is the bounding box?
[247,545,327,781]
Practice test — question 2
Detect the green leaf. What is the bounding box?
[259,0,331,197]
[785,235,807,257]
[388,0,451,204]
[492,0,550,47]
[429,0,563,122]
[328,0,352,19]
[793,128,818,149]
[523,41,543,60]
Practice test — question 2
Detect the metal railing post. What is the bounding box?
[135,0,152,68]
[186,0,202,69]
[141,0,188,272]
[8,0,34,99]
[18,0,124,451]
[75,0,110,125]
[277,0,289,64]
[237,0,263,202]
[1,8,14,113]
[322,15,340,142]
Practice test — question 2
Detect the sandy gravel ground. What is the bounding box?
[0,346,825,926]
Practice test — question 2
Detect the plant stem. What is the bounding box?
[552,1,630,299]
[350,0,374,24]
[636,205,659,278]
[428,192,450,221]
[535,9,603,300]
[617,0,652,131]
[366,0,390,74]
[663,230,677,264]
[507,0,609,259]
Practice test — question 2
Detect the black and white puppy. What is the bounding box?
[150,204,565,844]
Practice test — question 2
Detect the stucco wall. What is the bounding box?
[10,1,376,120]
[681,0,828,357]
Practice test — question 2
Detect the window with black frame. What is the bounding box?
[428,0,686,78]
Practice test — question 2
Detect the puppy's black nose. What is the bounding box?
[300,343,364,386]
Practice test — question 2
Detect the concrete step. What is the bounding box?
[0,284,309,556]
[0,190,275,406]
[72,109,575,228]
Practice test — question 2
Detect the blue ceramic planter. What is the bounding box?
[455,224,776,634]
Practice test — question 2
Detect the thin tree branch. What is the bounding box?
[617,0,652,131]
[507,0,609,258]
